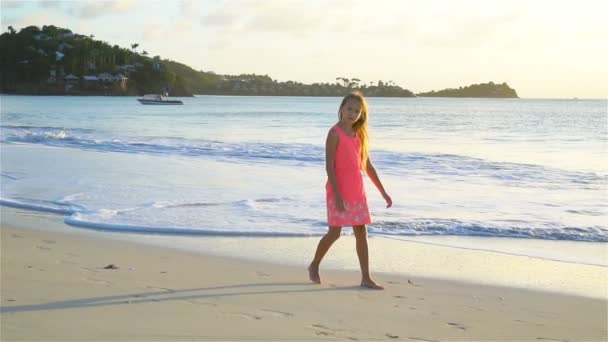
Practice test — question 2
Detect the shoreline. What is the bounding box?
[2,206,606,300]
[2,215,607,340]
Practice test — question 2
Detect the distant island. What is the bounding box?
[417,82,518,98]
[0,25,516,98]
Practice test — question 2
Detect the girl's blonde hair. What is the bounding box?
[339,91,369,170]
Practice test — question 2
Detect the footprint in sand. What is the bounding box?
[11,234,23,238]
[386,333,399,339]
[312,324,330,329]
[256,271,271,277]
[447,322,467,330]
[536,338,567,342]
[310,324,335,336]
[36,245,51,251]
[408,337,440,342]
[260,309,294,317]
[408,280,422,287]
[42,239,56,244]
[224,312,263,320]
[393,295,406,299]
[145,286,174,292]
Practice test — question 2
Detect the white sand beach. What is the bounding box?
[1,212,606,341]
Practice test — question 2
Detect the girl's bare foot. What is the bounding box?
[361,278,384,290]
[308,264,321,284]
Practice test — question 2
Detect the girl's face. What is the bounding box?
[340,100,362,125]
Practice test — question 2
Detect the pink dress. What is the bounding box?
[326,125,372,227]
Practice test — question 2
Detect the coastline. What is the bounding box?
[1,209,606,340]
[0,92,414,98]
[2,206,606,299]
[0,92,521,99]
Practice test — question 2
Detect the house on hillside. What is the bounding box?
[97,73,114,83]
[64,74,79,91]
[81,75,98,90]
[118,64,136,75]
[64,74,78,81]
[113,74,128,89]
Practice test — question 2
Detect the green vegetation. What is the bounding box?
[0,25,191,96]
[417,82,518,98]
[1,25,517,98]
[163,60,415,97]
[0,25,415,97]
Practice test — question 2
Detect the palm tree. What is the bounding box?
[131,43,139,53]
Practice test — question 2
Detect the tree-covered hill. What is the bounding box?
[417,82,518,98]
[0,25,415,97]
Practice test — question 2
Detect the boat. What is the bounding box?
[137,94,183,105]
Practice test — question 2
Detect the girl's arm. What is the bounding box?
[365,158,393,208]
[326,128,346,211]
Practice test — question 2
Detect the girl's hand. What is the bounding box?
[383,193,393,208]
[335,196,346,211]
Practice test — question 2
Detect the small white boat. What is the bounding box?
[137,94,183,105]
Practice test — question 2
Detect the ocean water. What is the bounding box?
[1,95,607,257]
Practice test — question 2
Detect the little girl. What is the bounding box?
[309,91,392,290]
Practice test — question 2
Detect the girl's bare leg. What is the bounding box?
[309,227,342,283]
[353,225,384,290]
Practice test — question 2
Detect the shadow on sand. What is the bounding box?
[1,282,363,314]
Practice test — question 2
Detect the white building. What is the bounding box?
[97,73,114,82]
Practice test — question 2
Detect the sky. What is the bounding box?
[1,0,607,99]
